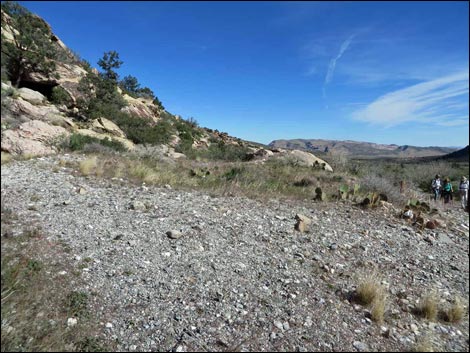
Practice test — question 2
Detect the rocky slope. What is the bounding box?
[1,4,333,172]
[2,155,468,352]
[269,139,457,159]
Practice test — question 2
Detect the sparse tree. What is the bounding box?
[137,86,154,99]
[1,1,59,87]
[152,96,164,110]
[97,50,122,82]
[119,75,140,94]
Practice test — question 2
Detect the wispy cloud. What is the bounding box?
[351,70,469,127]
[321,34,356,102]
[324,34,355,85]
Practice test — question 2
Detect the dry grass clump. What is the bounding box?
[370,290,387,323]
[440,296,466,323]
[415,291,439,321]
[411,335,434,352]
[356,273,383,305]
[79,156,98,175]
[129,163,159,184]
[1,151,13,164]
[355,273,388,323]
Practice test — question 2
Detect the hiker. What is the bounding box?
[442,177,453,206]
[459,176,469,209]
[431,174,441,201]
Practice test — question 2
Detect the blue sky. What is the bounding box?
[20,1,469,147]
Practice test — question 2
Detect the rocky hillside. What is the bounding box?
[1,2,335,172]
[2,155,469,352]
[269,139,457,159]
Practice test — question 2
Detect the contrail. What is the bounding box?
[325,34,355,85]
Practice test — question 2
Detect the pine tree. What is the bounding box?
[1,1,59,87]
[97,50,122,82]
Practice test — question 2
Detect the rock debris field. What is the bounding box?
[1,155,469,352]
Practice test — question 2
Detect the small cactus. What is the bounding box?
[361,192,382,208]
[339,184,349,199]
[353,184,360,195]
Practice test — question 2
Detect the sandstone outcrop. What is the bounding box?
[286,149,333,172]
[1,120,69,156]
[75,128,135,150]
[121,94,159,121]
[91,117,126,138]
[17,87,46,105]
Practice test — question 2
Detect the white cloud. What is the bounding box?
[324,34,355,85]
[351,71,469,127]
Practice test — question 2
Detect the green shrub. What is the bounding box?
[68,133,126,152]
[224,167,244,181]
[50,86,72,106]
[66,291,89,318]
[196,141,250,161]
[77,72,126,120]
[173,118,203,154]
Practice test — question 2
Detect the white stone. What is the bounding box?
[67,317,78,327]
[18,87,46,105]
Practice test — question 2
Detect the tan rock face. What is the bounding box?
[75,129,134,150]
[91,117,126,138]
[17,87,46,105]
[7,97,64,123]
[121,94,158,121]
[192,136,210,149]
[1,120,69,156]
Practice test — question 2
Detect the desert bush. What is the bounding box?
[76,71,126,121]
[196,141,250,161]
[440,296,466,323]
[66,291,89,318]
[1,151,12,164]
[354,272,388,323]
[415,291,439,321]
[50,86,72,106]
[67,133,126,152]
[370,290,387,323]
[293,176,316,187]
[110,112,175,145]
[355,273,384,306]
[358,173,406,205]
[79,157,98,175]
[173,118,203,154]
[411,335,435,352]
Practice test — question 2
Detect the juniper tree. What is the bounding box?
[97,50,122,82]
[119,75,140,95]
[1,1,59,87]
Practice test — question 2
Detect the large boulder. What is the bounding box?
[17,87,46,105]
[91,117,126,138]
[26,62,88,104]
[121,94,159,121]
[246,148,274,161]
[287,150,333,172]
[6,97,66,124]
[1,120,69,156]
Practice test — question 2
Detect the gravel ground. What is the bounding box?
[2,154,469,352]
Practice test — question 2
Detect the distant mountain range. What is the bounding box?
[268,139,459,159]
